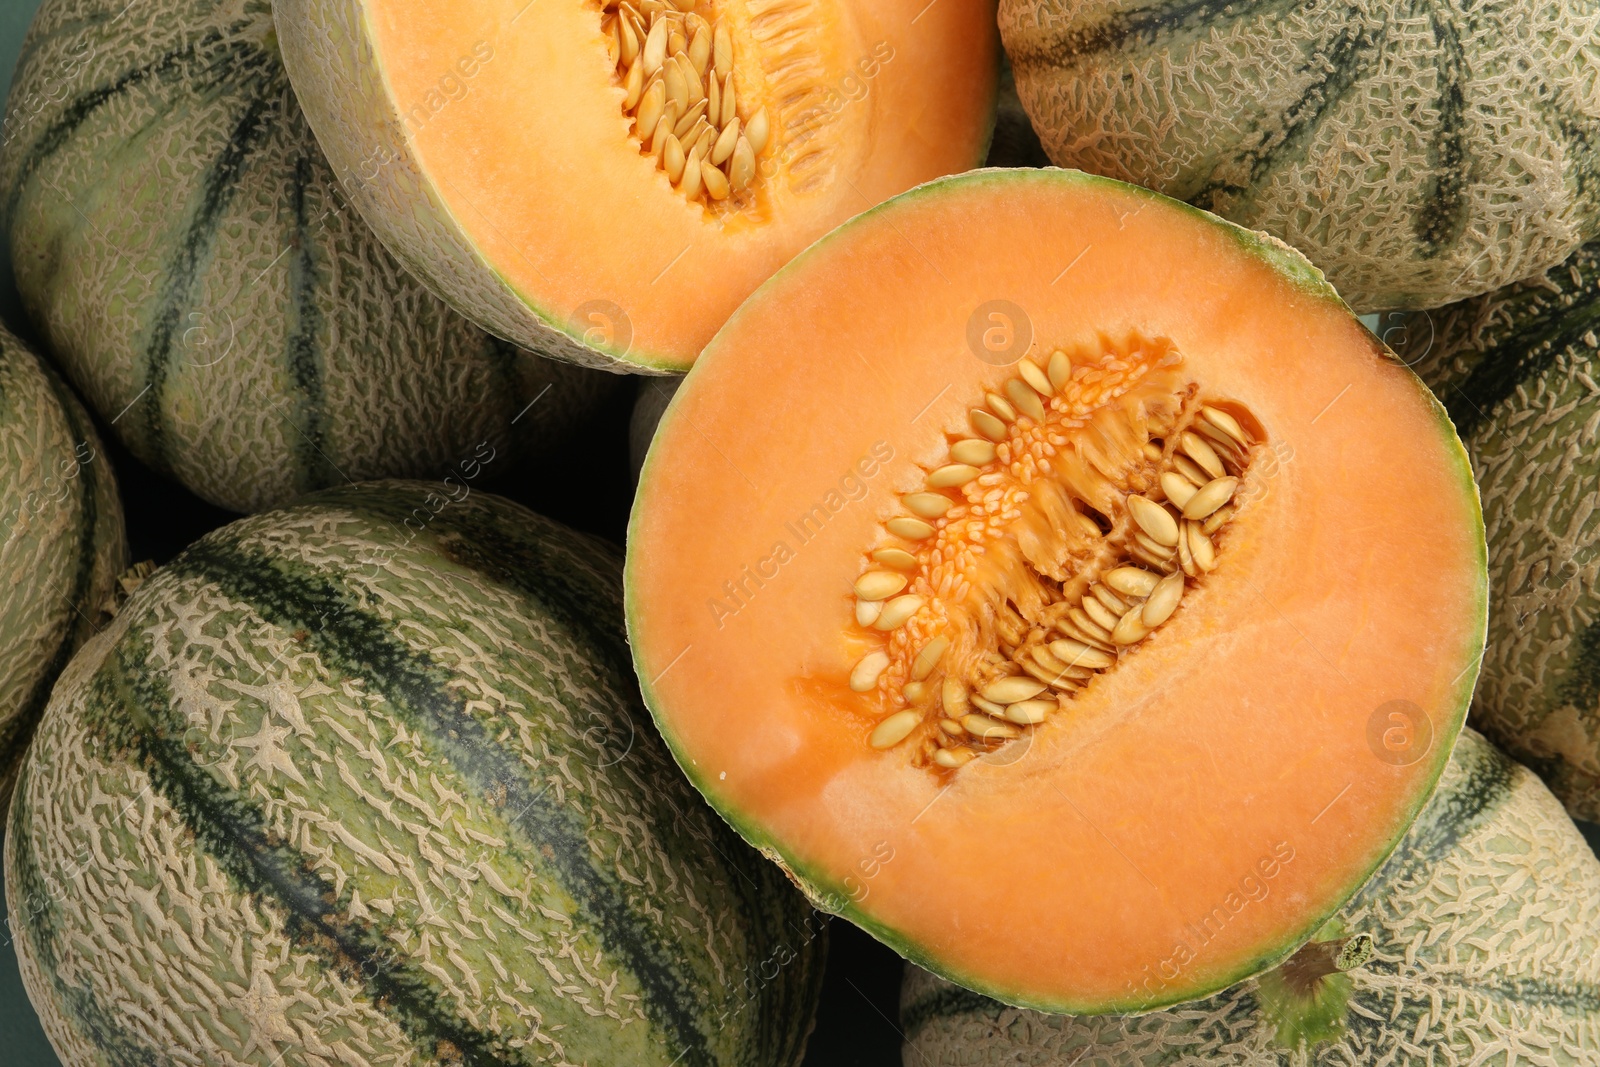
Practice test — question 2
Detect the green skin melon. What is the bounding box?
[4,481,825,1067]
[901,728,1600,1065]
[0,323,126,810]
[628,167,1489,1016]
[0,0,621,515]
[997,0,1600,313]
[1405,235,1600,822]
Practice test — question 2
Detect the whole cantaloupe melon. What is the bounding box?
[998,0,1600,312]
[0,322,125,809]
[6,480,825,1066]
[0,0,620,513]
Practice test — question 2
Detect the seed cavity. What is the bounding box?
[604,0,770,210]
[842,335,1260,765]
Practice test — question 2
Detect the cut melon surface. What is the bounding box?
[625,168,1488,1013]
[273,0,1000,372]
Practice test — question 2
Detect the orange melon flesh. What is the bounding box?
[273,0,999,371]
[625,169,1487,1013]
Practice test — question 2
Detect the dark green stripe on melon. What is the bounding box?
[80,628,508,1065]
[1412,8,1469,258]
[143,536,719,1065]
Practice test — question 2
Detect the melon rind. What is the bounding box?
[901,729,1600,1064]
[626,167,1488,1015]
[997,0,1600,313]
[272,0,679,374]
[0,324,126,811]
[0,0,619,513]
[6,481,825,1067]
[1409,234,1600,822]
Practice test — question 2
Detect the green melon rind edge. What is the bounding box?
[272,0,999,377]
[625,165,1488,1015]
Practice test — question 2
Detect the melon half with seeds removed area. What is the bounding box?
[625,169,1490,1013]
[272,0,999,372]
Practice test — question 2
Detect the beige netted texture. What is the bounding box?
[1409,236,1600,820]
[999,0,1600,311]
[902,729,1600,1064]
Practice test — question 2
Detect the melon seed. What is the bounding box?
[855,570,907,600]
[1005,379,1046,421]
[874,595,923,631]
[1004,699,1054,725]
[887,517,935,540]
[1047,350,1072,389]
[1112,604,1151,645]
[986,392,1017,422]
[1128,495,1180,546]
[950,439,996,465]
[1143,572,1185,627]
[850,651,889,692]
[871,710,921,749]
[1048,639,1116,670]
[911,636,950,681]
[982,676,1047,704]
[1203,506,1235,535]
[962,714,1021,741]
[1080,594,1119,632]
[1172,454,1209,486]
[745,108,770,154]
[1201,405,1249,444]
[1187,521,1216,571]
[904,492,952,519]
[872,548,919,570]
[1105,566,1159,597]
[928,464,981,488]
[941,677,969,716]
[971,409,1007,442]
[1018,359,1053,397]
[1182,477,1238,520]
[971,694,1008,717]
[1091,583,1129,614]
[855,598,882,626]
[1180,431,1226,479]
[1161,471,1197,508]
[933,747,973,768]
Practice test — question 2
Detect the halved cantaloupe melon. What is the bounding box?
[625,169,1488,1013]
[272,0,1000,372]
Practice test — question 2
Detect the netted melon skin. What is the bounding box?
[5,482,825,1067]
[902,729,1600,1065]
[1407,236,1600,821]
[998,0,1600,312]
[0,0,619,514]
[0,325,126,810]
